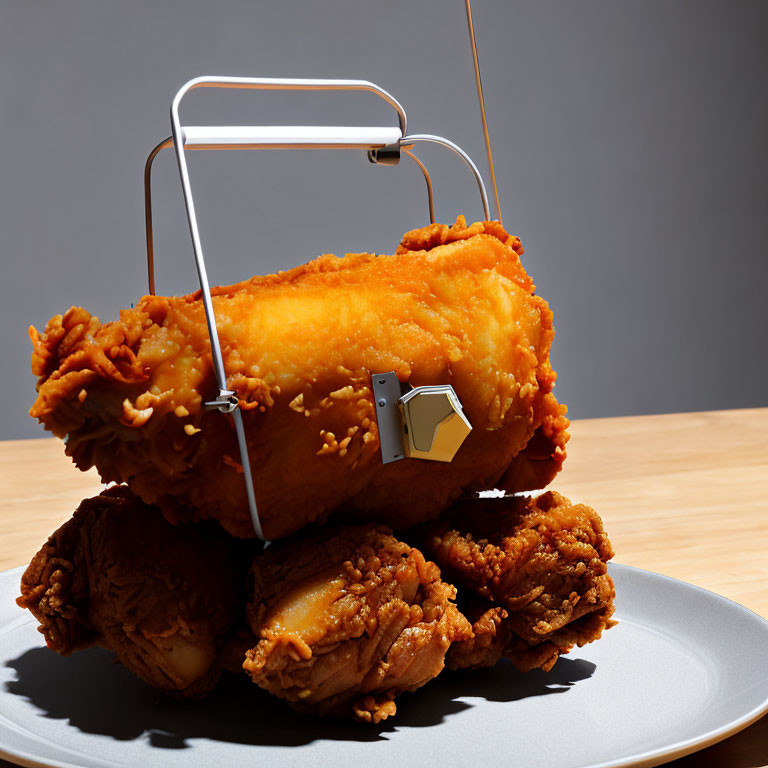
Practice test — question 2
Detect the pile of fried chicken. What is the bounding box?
[18,216,616,723]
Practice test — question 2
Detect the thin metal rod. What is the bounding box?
[401,134,490,221]
[465,0,502,223]
[232,408,264,540]
[169,132,228,393]
[176,76,407,136]
[170,120,265,537]
[402,148,435,224]
[144,137,172,295]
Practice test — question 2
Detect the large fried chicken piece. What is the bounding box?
[17,487,247,696]
[420,491,616,673]
[29,216,567,539]
[243,525,471,722]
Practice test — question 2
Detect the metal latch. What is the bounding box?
[371,371,472,464]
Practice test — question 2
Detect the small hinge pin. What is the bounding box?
[204,389,239,413]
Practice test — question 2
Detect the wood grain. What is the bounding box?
[0,438,102,572]
[0,407,766,767]
[555,406,768,619]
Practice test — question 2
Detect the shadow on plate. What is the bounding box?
[4,647,594,749]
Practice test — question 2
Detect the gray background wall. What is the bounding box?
[1,0,766,440]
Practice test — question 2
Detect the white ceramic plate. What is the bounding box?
[1,563,767,768]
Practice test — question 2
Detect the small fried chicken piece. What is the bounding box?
[448,601,562,672]
[29,216,567,540]
[421,491,616,672]
[243,525,471,722]
[17,487,247,696]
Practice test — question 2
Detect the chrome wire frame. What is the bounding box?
[144,136,437,297]
[400,148,435,226]
[145,132,490,297]
[400,134,490,221]
[146,76,492,539]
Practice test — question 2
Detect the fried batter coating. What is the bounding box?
[17,487,247,696]
[421,491,616,672]
[29,216,567,539]
[497,397,569,492]
[449,601,564,672]
[243,525,471,722]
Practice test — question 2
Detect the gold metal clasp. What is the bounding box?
[372,372,471,464]
[399,385,472,462]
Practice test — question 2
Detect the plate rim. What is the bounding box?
[584,562,768,768]
[0,562,767,768]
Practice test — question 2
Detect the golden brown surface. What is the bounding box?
[243,525,471,722]
[28,217,567,539]
[448,602,562,673]
[17,487,248,696]
[421,491,615,672]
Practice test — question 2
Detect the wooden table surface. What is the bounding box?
[1,407,767,767]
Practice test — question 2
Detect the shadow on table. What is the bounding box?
[4,646,593,749]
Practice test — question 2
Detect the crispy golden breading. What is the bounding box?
[29,217,567,539]
[17,487,247,696]
[448,601,563,672]
[421,491,616,671]
[496,400,570,493]
[243,525,471,722]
